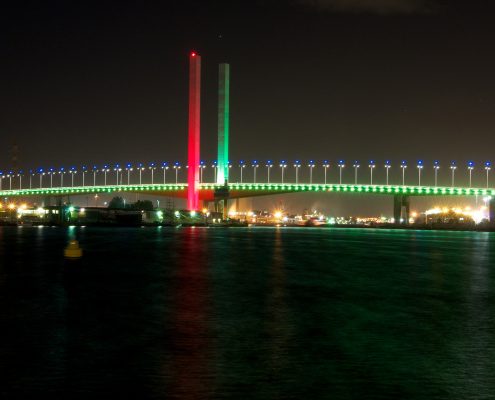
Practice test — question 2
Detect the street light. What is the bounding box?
[352,160,360,184]
[337,160,345,185]
[17,171,23,189]
[92,165,98,186]
[433,161,440,187]
[102,164,110,186]
[69,166,77,187]
[47,167,54,188]
[467,161,474,188]
[199,161,205,183]
[149,162,156,184]
[6,171,12,190]
[82,166,87,187]
[294,160,301,184]
[369,160,376,185]
[29,169,34,189]
[239,160,246,183]
[4,171,11,190]
[485,161,491,188]
[137,163,145,185]
[251,160,259,183]
[114,164,122,185]
[125,163,133,185]
[322,160,330,184]
[400,161,407,186]
[7,171,13,190]
[308,160,315,184]
[416,160,423,186]
[279,160,287,183]
[212,161,218,183]
[161,162,169,184]
[38,168,45,188]
[173,162,181,184]
[384,160,391,185]
[265,160,273,183]
[450,161,457,187]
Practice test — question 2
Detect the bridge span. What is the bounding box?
[2,182,495,223]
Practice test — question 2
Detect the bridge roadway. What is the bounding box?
[3,182,494,222]
[2,182,495,199]
[0,183,495,201]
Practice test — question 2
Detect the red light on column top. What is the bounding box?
[191,51,197,57]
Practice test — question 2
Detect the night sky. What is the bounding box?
[1,0,495,212]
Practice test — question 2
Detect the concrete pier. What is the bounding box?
[489,197,495,223]
[393,195,410,224]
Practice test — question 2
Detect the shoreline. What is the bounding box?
[2,221,495,232]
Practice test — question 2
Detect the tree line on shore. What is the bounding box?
[107,196,154,211]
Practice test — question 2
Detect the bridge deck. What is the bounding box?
[1,183,495,199]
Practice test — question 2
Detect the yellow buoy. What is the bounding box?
[64,240,83,259]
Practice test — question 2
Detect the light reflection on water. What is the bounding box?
[0,226,495,399]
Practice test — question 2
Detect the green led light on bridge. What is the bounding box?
[2,183,495,199]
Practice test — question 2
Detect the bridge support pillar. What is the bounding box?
[214,199,227,219]
[214,186,229,221]
[489,197,495,224]
[393,195,410,224]
[55,197,64,225]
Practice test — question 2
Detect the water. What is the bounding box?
[1,226,495,399]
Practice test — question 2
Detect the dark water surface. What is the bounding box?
[1,226,495,399]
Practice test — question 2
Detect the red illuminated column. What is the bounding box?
[187,52,201,211]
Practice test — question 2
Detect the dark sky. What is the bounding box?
[1,0,495,192]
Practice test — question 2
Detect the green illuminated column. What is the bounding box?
[217,63,230,185]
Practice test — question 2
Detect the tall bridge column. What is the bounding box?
[187,51,201,211]
[217,63,230,185]
[393,195,410,224]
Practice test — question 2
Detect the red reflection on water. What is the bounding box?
[168,228,212,399]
